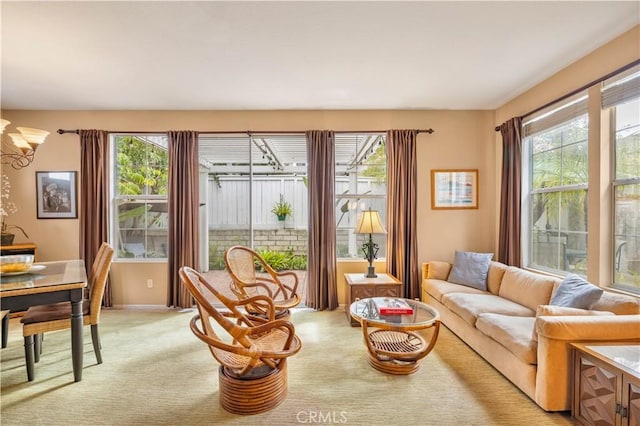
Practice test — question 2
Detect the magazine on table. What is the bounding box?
[372,297,414,315]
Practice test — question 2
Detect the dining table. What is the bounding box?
[0,259,87,382]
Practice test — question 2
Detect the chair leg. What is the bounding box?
[1,312,9,349]
[24,335,35,381]
[34,334,42,363]
[91,324,102,364]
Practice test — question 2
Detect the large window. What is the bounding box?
[523,94,588,274]
[111,134,169,260]
[521,65,640,294]
[199,134,308,271]
[604,66,640,291]
[335,133,387,259]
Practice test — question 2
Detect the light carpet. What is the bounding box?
[0,308,572,425]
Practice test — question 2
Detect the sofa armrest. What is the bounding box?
[421,263,429,281]
[534,314,640,411]
[536,314,640,341]
[422,261,452,281]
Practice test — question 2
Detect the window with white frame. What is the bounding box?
[335,133,387,259]
[603,66,640,292]
[523,94,589,274]
[111,134,169,260]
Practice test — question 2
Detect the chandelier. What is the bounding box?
[0,119,50,170]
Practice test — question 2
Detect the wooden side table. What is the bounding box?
[0,242,37,260]
[571,342,640,426]
[345,273,402,326]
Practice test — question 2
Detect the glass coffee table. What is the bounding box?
[349,297,440,375]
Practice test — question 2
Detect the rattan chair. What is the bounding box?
[224,245,301,318]
[20,242,114,381]
[179,266,302,414]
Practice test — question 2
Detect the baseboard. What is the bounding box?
[111,304,173,310]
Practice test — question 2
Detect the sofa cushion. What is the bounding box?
[486,261,508,295]
[532,305,615,341]
[591,291,640,315]
[476,313,537,365]
[427,261,452,280]
[499,267,559,311]
[448,250,493,291]
[423,278,486,303]
[536,305,615,317]
[549,274,603,309]
[441,293,535,326]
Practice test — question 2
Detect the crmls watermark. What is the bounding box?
[296,410,348,424]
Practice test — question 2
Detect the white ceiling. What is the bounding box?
[1,1,638,111]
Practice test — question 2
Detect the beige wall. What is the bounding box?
[2,109,496,306]
[495,26,639,126]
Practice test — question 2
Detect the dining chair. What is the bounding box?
[1,310,10,348]
[20,242,114,380]
[224,245,301,319]
[179,266,302,414]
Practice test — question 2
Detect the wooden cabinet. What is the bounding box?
[345,273,402,326]
[572,343,640,426]
[623,377,640,426]
[0,242,37,260]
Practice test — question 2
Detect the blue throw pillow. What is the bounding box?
[447,251,493,291]
[549,274,603,309]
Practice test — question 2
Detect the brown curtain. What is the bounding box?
[167,131,199,308]
[498,117,523,266]
[306,130,337,310]
[79,130,111,306]
[386,129,420,299]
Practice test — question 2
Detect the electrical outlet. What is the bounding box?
[147,279,153,288]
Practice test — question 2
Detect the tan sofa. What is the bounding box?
[421,260,640,412]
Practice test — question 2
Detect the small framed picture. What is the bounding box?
[36,171,78,219]
[431,169,479,210]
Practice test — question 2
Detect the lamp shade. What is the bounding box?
[355,209,387,235]
[0,119,10,134]
[17,127,50,146]
[8,133,32,153]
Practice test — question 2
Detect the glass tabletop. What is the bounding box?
[584,344,640,375]
[0,260,87,293]
[350,297,440,328]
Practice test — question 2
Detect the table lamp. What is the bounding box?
[354,208,387,278]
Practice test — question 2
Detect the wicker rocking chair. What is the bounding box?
[224,245,301,318]
[179,266,302,414]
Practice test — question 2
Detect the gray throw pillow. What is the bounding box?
[447,250,493,291]
[549,274,603,309]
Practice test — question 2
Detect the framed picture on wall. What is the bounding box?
[36,171,78,219]
[431,169,478,210]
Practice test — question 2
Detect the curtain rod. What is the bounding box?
[57,128,435,135]
[494,58,640,132]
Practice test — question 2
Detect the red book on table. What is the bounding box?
[372,297,414,315]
